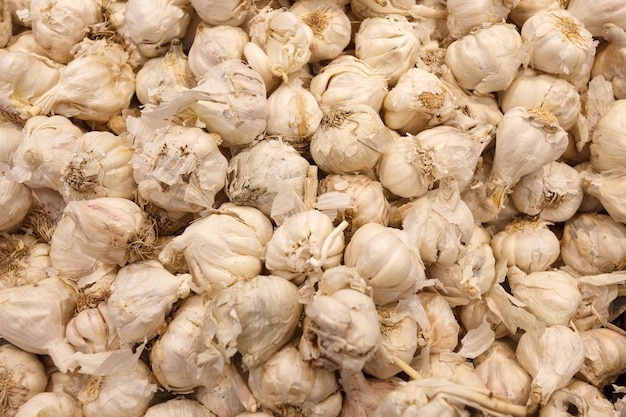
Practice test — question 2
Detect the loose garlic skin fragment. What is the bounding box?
[15,392,83,417]
[0,174,31,233]
[445,22,527,95]
[589,99,626,172]
[190,0,251,27]
[446,0,520,40]
[491,217,560,273]
[0,343,48,417]
[578,328,626,388]
[567,0,626,38]
[580,168,626,223]
[592,24,626,99]
[187,23,249,80]
[521,9,597,91]
[561,213,626,275]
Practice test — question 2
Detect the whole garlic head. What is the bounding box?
[187,23,249,80]
[446,0,520,39]
[0,343,48,417]
[589,99,626,172]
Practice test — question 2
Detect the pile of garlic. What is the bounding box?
[2,0,626,416]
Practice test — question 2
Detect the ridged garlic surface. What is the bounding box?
[415,291,461,354]
[15,391,83,417]
[591,24,626,99]
[446,0,520,39]
[0,343,48,417]
[589,99,626,172]
[508,0,561,28]
[0,173,31,233]
[187,23,249,80]
[567,0,626,37]
[191,0,251,27]
[580,167,626,223]
[144,398,215,417]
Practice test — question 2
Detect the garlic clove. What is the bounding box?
[589,99,626,172]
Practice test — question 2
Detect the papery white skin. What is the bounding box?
[65,303,119,354]
[344,223,425,306]
[566,0,626,37]
[509,0,560,27]
[539,378,617,417]
[309,55,388,112]
[0,1,11,47]
[521,9,597,91]
[415,291,460,354]
[457,298,509,340]
[266,76,323,139]
[0,234,51,289]
[446,22,527,94]
[589,99,626,172]
[28,0,102,64]
[248,344,342,417]
[0,173,31,233]
[561,213,626,275]
[350,0,447,21]
[578,327,626,388]
[417,353,488,390]
[516,325,586,405]
[0,119,22,164]
[446,0,520,39]
[144,398,215,417]
[580,167,626,223]
[4,30,49,55]
[290,0,352,62]
[592,24,626,99]
[500,68,581,131]
[187,23,249,80]
[195,375,247,417]
[0,343,48,417]
[190,0,251,27]
[15,392,83,417]
[460,155,502,224]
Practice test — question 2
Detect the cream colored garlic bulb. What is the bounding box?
[226,139,310,216]
[34,39,135,123]
[567,0,626,38]
[540,378,617,417]
[592,24,626,99]
[446,22,527,95]
[135,40,196,105]
[0,1,10,48]
[382,67,455,135]
[65,303,119,354]
[415,291,461,354]
[158,203,273,294]
[354,16,419,86]
[190,0,251,27]
[204,274,302,369]
[578,327,626,387]
[0,343,48,417]
[78,360,157,417]
[195,373,247,417]
[290,0,351,62]
[488,106,569,209]
[580,167,626,223]
[561,213,626,275]
[446,0,520,39]
[0,119,21,164]
[460,155,502,224]
[350,0,447,21]
[309,54,388,112]
[310,105,394,175]
[301,287,381,372]
[27,0,102,63]
[509,0,561,28]
[129,119,228,214]
[248,344,342,417]
[0,173,31,233]
[144,399,214,417]
[15,391,83,417]
[521,9,597,91]
[589,99,626,172]
[500,68,581,131]
[243,40,280,93]
[187,23,248,79]
[0,234,52,289]
[491,217,560,273]
[344,223,425,306]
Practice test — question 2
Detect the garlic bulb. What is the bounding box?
[144,399,214,417]
[65,303,119,354]
[567,0,626,38]
[350,0,447,21]
[589,99,626,172]
[78,360,157,417]
[289,0,352,62]
[204,274,302,369]
[521,9,597,91]
[226,139,310,217]
[578,327,626,388]
[344,223,425,306]
[382,68,455,135]
[0,1,10,48]
[158,203,273,294]
[0,119,21,164]
[488,106,569,208]
[310,105,394,175]
[0,234,53,290]
[247,344,342,417]
[195,373,247,417]
[135,40,196,105]
[0,277,78,372]
[300,287,381,372]
[129,120,228,214]
[508,0,561,28]
[540,378,617,417]
[402,178,475,266]
[190,0,251,27]
[34,39,135,123]
[580,168,626,223]
[309,54,388,112]
[446,0,520,40]
[15,392,83,417]
[354,16,419,86]
[0,343,47,417]
[415,291,461,354]
[516,325,586,405]
[107,260,191,344]
[27,0,102,64]
[491,217,560,273]
[500,68,582,131]
[0,173,31,233]
[187,23,249,80]
[592,24,626,99]
[446,22,527,94]
[561,213,626,275]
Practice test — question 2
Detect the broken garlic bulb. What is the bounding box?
[65,303,119,354]
[589,99,626,172]
[592,24,626,99]
[540,378,616,417]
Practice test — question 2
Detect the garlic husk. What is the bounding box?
[0,119,21,164]
[572,271,626,331]
[195,374,247,417]
[0,174,32,233]
[491,217,560,273]
[567,0,626,38]
[592,24,626,99]
[577,327,626,388]
[187,23,249,79]
[350,0,447,22]
[204,275,302,369]
[27,0,102,64]
[580,168,626,223]
[65,303,119,354]
[460,154,502,224]
[516,325,586,406]
[354,15,419,87]
[414,291,460,355]
[521,9,597,91]
[243,40,280,93]
[190,0,251,27]
[144,398,214,417]
[571,162,604,213]
[129,119,228,214]
[446,0,520,40]
[309,54,388,112]
[446,22,527,94]
[0,1,11,48]
[248,344,342,417]
[34,39,135,123]
[561,213,626,275]
[500,68,581,131]
[488,106,569,209]
[290,0,352,62]
[474,340,532,406]
[0,277,78,372]
[457,298,509,340]
[310,105,394,175]
[539,378,617,417]
[382,68,456,135]
[15,391,83,417]
[300,287,381,373]
[340,370,403,417]
[589,99,626,172]
[508,0,561,28]
[511,160,583,223]
[78,360,157,417]
[135,40,196,105]
[158,203,273,294]
[0,234,53,289]
[0,343,48,417]
[402,177,475,266]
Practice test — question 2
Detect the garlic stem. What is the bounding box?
[437,385,528,417]
[391,355,423,380]
[224,362,258,412]
[309,220,349,268]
